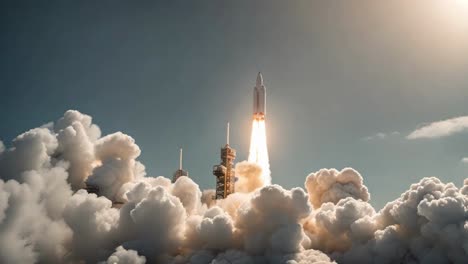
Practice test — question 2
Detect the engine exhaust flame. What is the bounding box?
[248,119,271,185]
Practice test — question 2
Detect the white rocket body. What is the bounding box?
[254,72,266,120]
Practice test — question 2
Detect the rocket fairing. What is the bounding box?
[253,72,266,120]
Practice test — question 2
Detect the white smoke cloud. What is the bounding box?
[0,127,58,182]
[235,185,312,255]
[0,166,72,263]
[86,132,146,202]
[171,176,203,215]
[101,246,146,264]
[235,161,264,193]
[63,190,120,262]
[185,206,235,251]
[335,177,468,264]
[54,110,100,191]
[273,249,336,264]
[462,179,468,195]
[304,197,377,253]
[119,184,187,262]
[305,168,370,209]
[55,110,101,142]
[0,110,466,264]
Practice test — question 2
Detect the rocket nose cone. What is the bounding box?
[256,72,263,86]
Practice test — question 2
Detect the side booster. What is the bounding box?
[253,72,266,120]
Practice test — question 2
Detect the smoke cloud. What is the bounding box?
[101,246,146,264]
[305,168,370,209]
[0,110,466,264]
[235,161,264,193]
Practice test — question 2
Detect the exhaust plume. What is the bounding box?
[248,119,271,185]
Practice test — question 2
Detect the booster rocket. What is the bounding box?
[253,72,266,120]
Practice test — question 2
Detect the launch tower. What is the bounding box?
[172,148,188,183]
[213,123,236,199]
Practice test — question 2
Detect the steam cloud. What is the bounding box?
[0,110,466,264]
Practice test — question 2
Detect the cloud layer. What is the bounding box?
[407,116,468,139]
[0,110,466,264]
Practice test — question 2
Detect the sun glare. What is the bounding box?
[455,0,468,7]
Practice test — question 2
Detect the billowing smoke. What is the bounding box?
[235,161,264,193]
[305,168,370,209]
[100,246,146,264]
[0,110,466,264]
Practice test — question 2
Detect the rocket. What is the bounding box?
[253,72,266,120]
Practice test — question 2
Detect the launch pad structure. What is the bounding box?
[83,73,265,203]
[213,123,237,199]
[212,73,266,199]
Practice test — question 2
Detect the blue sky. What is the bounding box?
[1,0,468,209]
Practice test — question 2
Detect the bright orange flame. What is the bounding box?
[248,119,271,185]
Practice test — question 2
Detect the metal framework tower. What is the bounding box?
[213,123,236,199]
[172,148,189,183]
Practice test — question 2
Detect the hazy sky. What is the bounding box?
[1,0,468,209]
